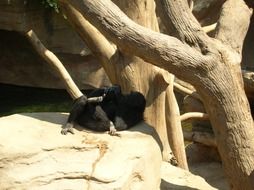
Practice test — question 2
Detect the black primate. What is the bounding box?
[61,86,146,135]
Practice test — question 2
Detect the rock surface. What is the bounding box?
[0,113,226,190]
[189,162,230,190]
[0,1,110,89]
[0,113,162,190]
[161,162,218,190]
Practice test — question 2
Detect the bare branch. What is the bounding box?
[61,0,209,84]
[25,30,83,99]
[180,112,209,121]
[215,0,252,54]
[165,75,188,170]
[188,0,194,12]
[59,2,118,82]
[184,131,217,147]
[202,23,217,33]
[155,0,211,53]
[173,82,200,100]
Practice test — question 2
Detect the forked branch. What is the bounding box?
[60,0,208,84]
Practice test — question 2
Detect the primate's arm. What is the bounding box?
[61,95,87,135]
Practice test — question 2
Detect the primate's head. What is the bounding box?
[104,85,122,101]
[122,91,146,112]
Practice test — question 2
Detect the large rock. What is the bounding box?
[161,162,217,190]
[0,113,228,190]
[0,113,162,190]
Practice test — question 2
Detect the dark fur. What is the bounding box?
[61,86,146,135]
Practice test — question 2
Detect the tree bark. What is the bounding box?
[25,30,83,99]
[215,0,252,54]
[60,0,254,189]
[59,0,188,169]
[196,61,254,190]
[180,112,209,121]
[165,75,188,169]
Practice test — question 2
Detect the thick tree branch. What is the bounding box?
[203,23,217,33]
[59,2,118,83]
[25,30,83,99]
[165,75,188,170]
[155,0,211,53]
[215,0,252,54]
[59,2,116,60]
[61,0,210,84]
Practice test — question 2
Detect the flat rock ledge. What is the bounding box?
[0,113,216,190]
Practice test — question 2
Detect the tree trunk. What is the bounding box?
[61,0,254,188]
[196,62,254,190]
[59,0,188,168]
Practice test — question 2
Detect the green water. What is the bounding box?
[0,84,76,116]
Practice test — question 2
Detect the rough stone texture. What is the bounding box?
[0,30,110,89]
[0,0,253,90]
[0,1,43,32]
[0,113,229,190]
[186,143,221,164]
[0,0,87,54]
[0,113,162,190]
[0,1,110,89]
[160,162,218,190]
[189,162,230,190]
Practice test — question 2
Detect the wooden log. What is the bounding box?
[180,112,209,121]
[25,30,83,99]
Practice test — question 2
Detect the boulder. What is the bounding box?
[0,112,228,190]
[0,113,162,190]
[161,162,218,190]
